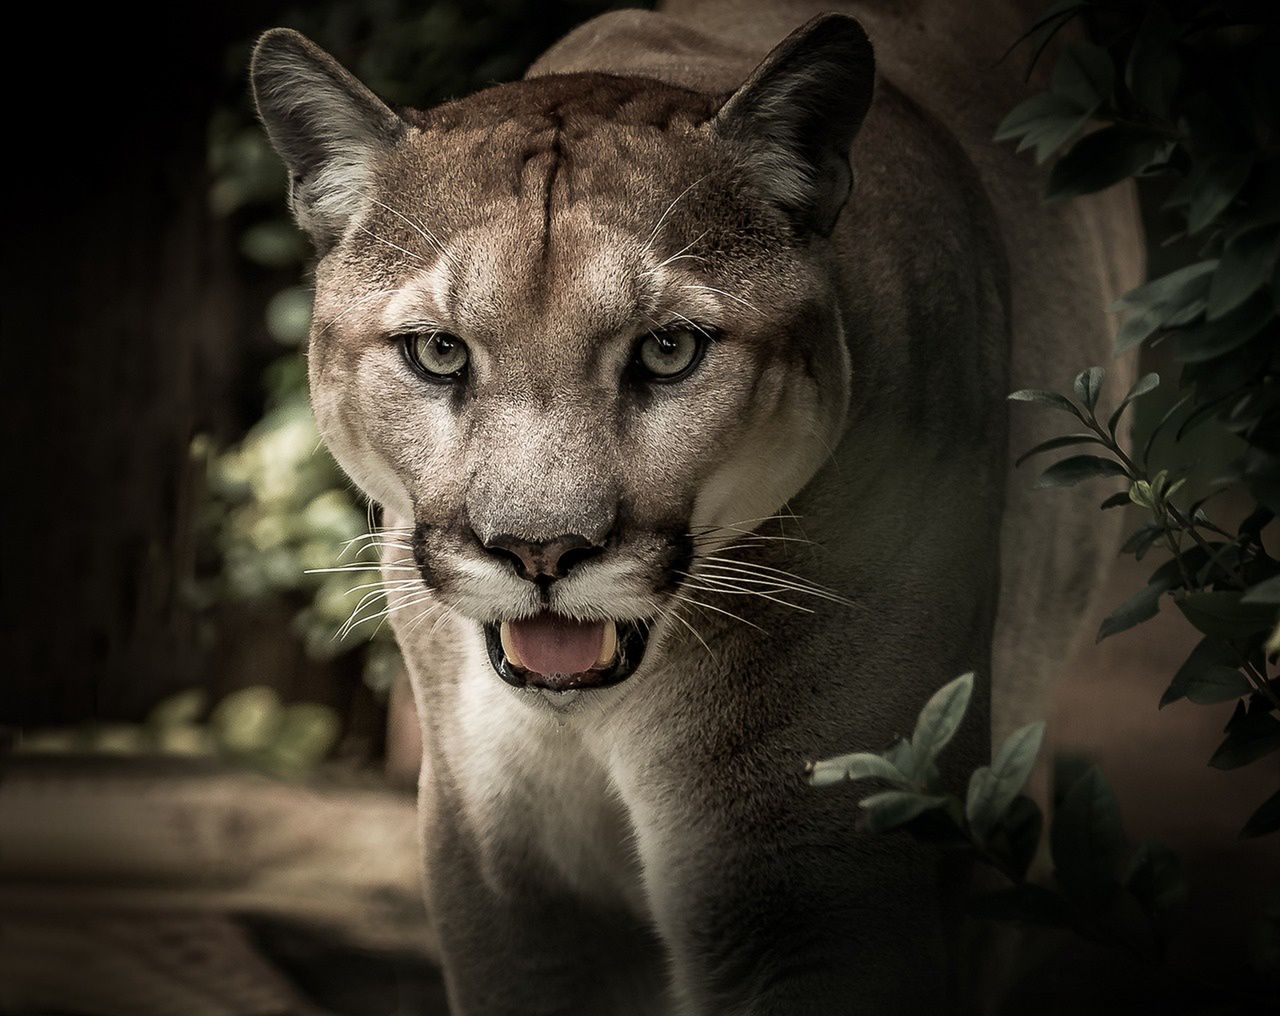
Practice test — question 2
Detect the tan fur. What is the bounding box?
[252,3,1143,1012]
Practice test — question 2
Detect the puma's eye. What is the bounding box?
[402,331,469,382]
[634,328,706,382]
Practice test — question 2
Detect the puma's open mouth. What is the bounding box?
[483,614,650,692]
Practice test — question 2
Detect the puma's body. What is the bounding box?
[252,2,1142,1012]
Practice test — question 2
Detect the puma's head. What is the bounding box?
[251,15,874,692]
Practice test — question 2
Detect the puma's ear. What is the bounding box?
[250,28,406,248]
[713,14,875,236]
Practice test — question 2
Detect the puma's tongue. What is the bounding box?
[501,615,614,676]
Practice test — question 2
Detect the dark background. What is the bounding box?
[4,4,296,724]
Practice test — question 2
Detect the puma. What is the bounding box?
[251,1,1143,1011]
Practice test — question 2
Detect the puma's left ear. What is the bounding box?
[713,13,875,236]
[251,28,406,249]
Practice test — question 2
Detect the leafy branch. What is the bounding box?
[808,673,1279,989]
[996,0,1279,839]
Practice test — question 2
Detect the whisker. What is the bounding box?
[669,592,767,633]
[645,174,710,247]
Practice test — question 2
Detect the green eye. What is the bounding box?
[402,331,469,382]
[634,328,706,382]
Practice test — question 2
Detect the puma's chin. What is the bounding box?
[483,615,651,692]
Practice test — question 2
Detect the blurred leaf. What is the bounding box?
[1051,766,1126,912]
[1052,42,1113,110]
[1206,225,1280,320]
[909,672,974,771]
[966,721,1046,842]
[264,702,341,774]
[147,688,208,729]
[1125,9,1181,119]
[996,92,1094,163]
[265,286,313,345]
[1210,700,1280,770]
[211,686,283,754]
[969,883,1072,927]
[1048,126,1172,201]
[1242,574,1280,604]
[1241,787,1280,838]
[1125,840,1188,918]
[1113,261,1217,353]
[1185,156,1252,235]
[1173,294,1274,363]
[240,221,309,268]
[1035,455,1128,489]
[1100,491,1132,510]
[858,790,948,832]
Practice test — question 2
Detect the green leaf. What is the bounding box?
[1113,261,1217,353]
[995,92,1094,162]
[858,791,949,832]
[1014,433,1103,468]
[1048,126,1172,201]
[1106,372,1160,435]
[1206,225,1280,320]
[910,672,975,770]
[966,721,1046,842]
[1051,766,1126,912]
[1125,9,1181,119]
[809,751,911,789]
[1007,388,1086,421]
[1173,294,1274,363]
[1241,788,1280,838]
[1097,579,1169,641]
[986,795,1045,881]
[1125,840,1187,918]
[1099,491,1132,510]
[1052,42,1113,110]
[1175,590,1278,640]
[1160,637,1246,708]
[1034,455,1128,489]
[1072,366,1105,411]
[1185,156,1252,235]
[1210,701,1280,770]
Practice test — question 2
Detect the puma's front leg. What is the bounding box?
[420,774,667,1016]
[608,619,989,1016]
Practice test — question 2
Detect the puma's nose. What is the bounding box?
[481,533,604,585]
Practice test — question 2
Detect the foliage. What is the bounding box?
[15,686,341,779]
[996,1,1278,837]
[201,1,632,690]
[809,673,1279,992]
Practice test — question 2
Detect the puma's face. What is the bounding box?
[252,19,873,691]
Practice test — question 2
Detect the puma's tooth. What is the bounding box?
[595,620,618,669]
[499,620,525,669]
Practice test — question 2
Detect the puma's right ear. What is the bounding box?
[250,28,406,249]
[713,14,875,236]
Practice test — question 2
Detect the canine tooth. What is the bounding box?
[499,621,524,668]
[595,620,618,669]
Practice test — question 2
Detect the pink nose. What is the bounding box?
[481,533,603,584]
